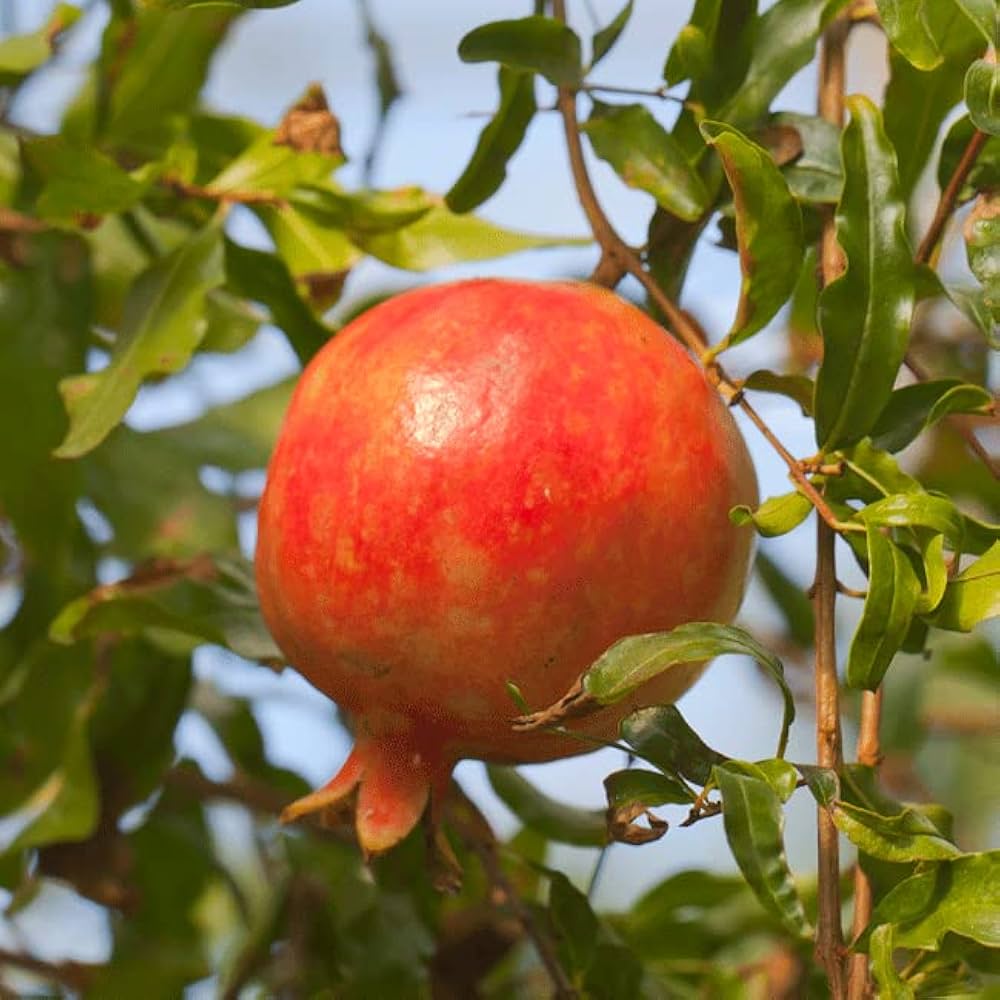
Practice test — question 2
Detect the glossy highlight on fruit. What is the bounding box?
[255,279,757,853]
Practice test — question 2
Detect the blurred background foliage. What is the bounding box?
[0,0,997,997]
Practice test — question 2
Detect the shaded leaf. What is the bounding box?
[701,120,804,347]
[929,541,1000,631]
[834,800,961,863]
[55,223,225,458]
[965,192,1000,314]
[446,67,536,214]
[731,490,812,537]
[547,871,598,976]
[756,550,815,647]
[857,493,965,545]
[591,0,633,67]
[864,852,1000,951]
[871,378,995,452]
[938,115,1000,202]
[768,111,843,203]
[815,96,916,451]
[713,761,811,937]
[0,4,80,85]
[742,369,815,415]
[966,59,1000,135]
[845,525,921,690]
[604,769,690,844]
[945,284,1000,348]
[49,554,283,665]
[620,705,728,787]
[458,16,583,87]
[953,0,998,42]
[485,766,607,847]
[584,102,710,221]
[354,203,588,271]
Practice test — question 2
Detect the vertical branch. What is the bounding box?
[815,12,849,998]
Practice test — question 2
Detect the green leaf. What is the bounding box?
[143,0,301,7]
[292,184,435,235]
[620,705,728,786]
[354,203,588,271]
[869,925,915,999]
[865,852,1000,951]
[49,554,283,665]
[953,0,998,42]
[965,192,1000,313]
[884,1,984,198]
[742,369,815,415]
[457,16,583,87]
[945,284,1000,348]
[446,67,537,214]
[730,490,813,537]
[604,768,694,809]
[199,288,263,353]
[54,223,224,458]
[752,758,800,803]
[713,761,811,937]
[756,550,815,647]
[871,378,995,452]
[847,524,920,691]
[547,871,598,977]
[0,4,81,85]
[255,200,360,279]
[966,59,1000,135]
[876,0,944,69]
[845,525,922,690]
[588,623,795,758]
[700,121,804,347]
[768,111,843,203]
[207,132,339,197]
[929,541,1000,631]
[938,115,1000,202]
[857,493,965,545]
[23,136,150,221]
[223,238,332,365]
[591,0,634,67]
[833,800,961,862]
[583,102,710,221]
[485,766,607,847]
[815,96,916,451]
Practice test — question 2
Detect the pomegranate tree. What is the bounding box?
[255,279,756,854]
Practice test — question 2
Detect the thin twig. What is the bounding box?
[0,947,97,993]
[582,82,683,103]
[815,12,850,998]
[548,0,852,537]
[915,128,989,267]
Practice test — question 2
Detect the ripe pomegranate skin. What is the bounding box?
[256,279,756,852]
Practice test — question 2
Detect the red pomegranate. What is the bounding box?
[255,279,756,853]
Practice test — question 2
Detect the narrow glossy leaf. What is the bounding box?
[953,0,998,42]
[837,439,923,502]
[0,4,80,84]
[871,378,994,452]
[938,115,1000,202]
[585,623,795,757]
[756,551,815,647]
[255,201,360,278]
[547,871,598,976]
[604,768,694,811]
[845,525,921,690]
[799,765,839,807]
[929,541,1000,631]
[223,238,332,364]
[965,192,1000,313]
[884,3,984,197]
[701,121,804,346]
[833,800,962,862]
[354,204,588,271]
[713,761,811,937]
[767,111,843,203]
[620,705,728,787]
[485,766,607,847]
[869,925,915,999]
[876,0,944,69]
[815,96,916,451]
[591,0,633,67]
[913,531,949,615]
[457,16,583,87]
[55,223,225,458]
[858,493,965,544]
[966,59,1000,135]
[584,103,710,221]
[730,490,813,537]
[49,554,283,665]
[23,137,149,221]
[865,852,1000,951]
[742,369,815,415]
[446,67,536,214]
[752,758,799,802]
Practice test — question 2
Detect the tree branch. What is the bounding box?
[0,947,97,994]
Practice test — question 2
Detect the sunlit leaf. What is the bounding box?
[952,0,998,43]
[713,761,811,937]
[815,96,916,451]
[876,0,944,69]
[620,705,728,787]
[730,490,813,537]
[584,102,710,221]
[446,67,536,213]
[871,378,994,452]
[701,120,804,347]
[869,925,915,999]
[0,4,80,85]
[458,16,583,87]
[845,525,921,690]
[965,59,1000,135]
[857,493,965,545]
[929,541,1000,631]
[965,192,1000,314]
[591,0,633,67]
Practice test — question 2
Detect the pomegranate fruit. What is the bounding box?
[256,279,756,853]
